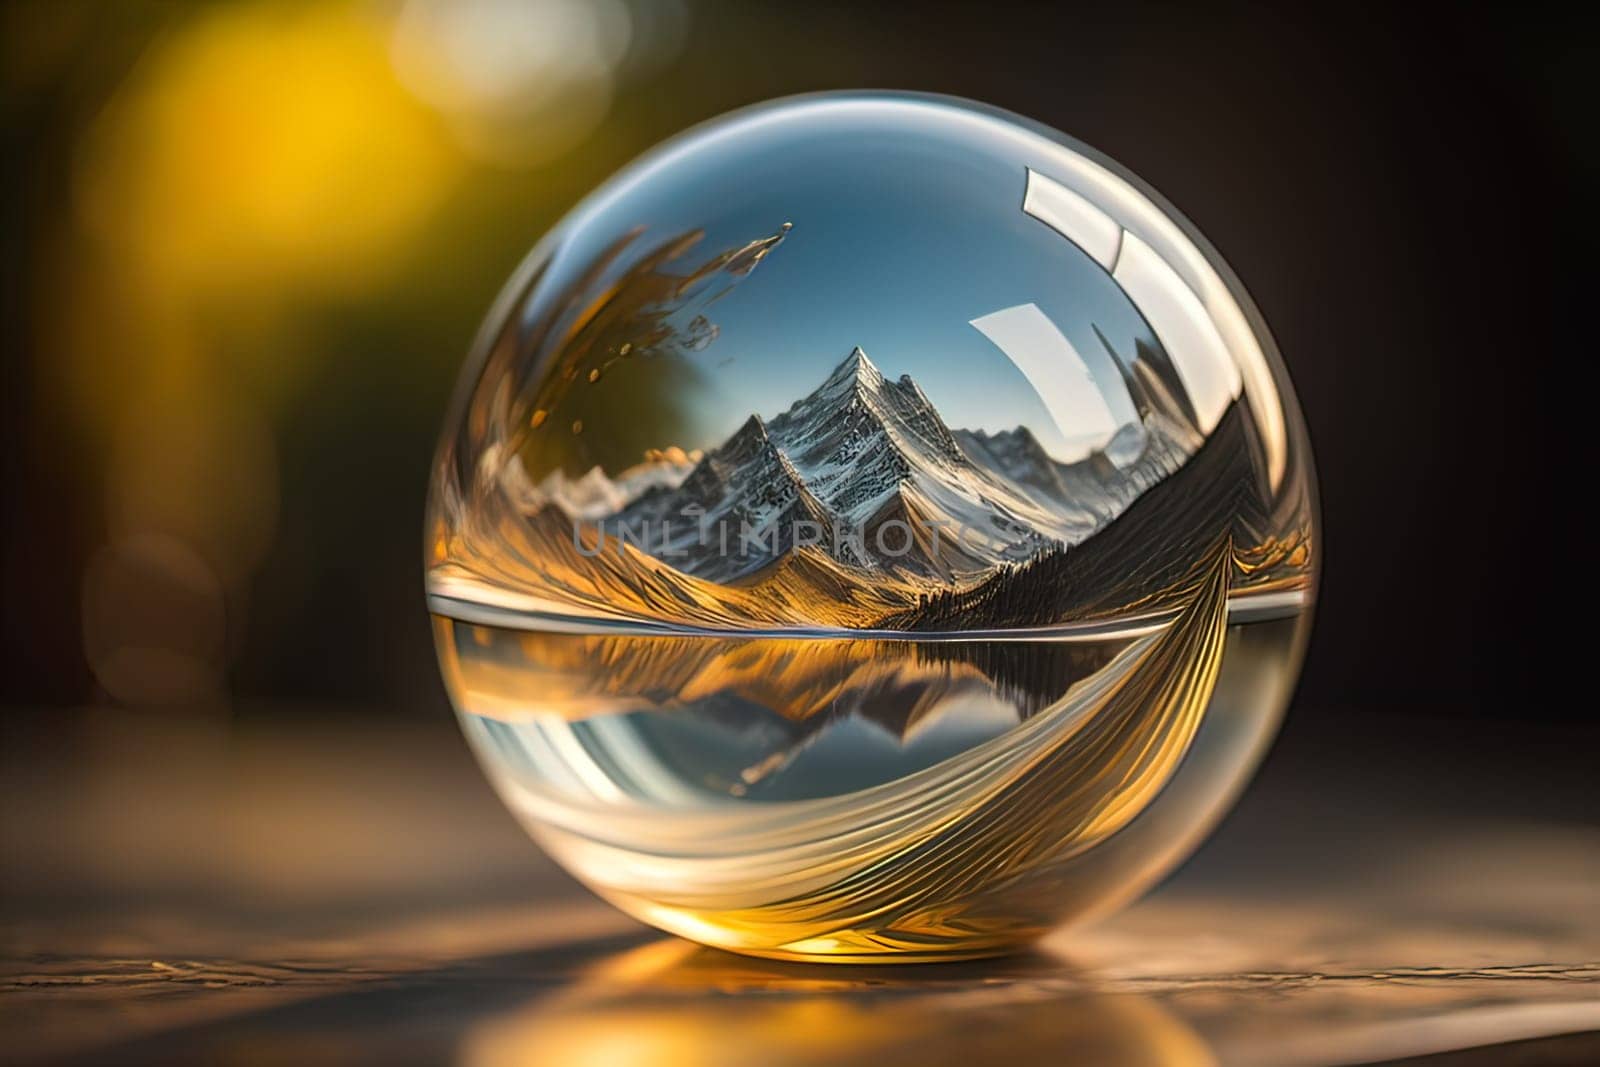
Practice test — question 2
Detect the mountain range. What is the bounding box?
[530,347,1200,583]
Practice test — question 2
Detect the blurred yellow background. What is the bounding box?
[6,0,707,712]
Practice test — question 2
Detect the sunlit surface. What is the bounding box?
[461,941,1218,1067]
[5,706,1595,1064]
[428,94,1318,960]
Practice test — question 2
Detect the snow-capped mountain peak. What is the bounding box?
[573,347,1197,583]
[817,346,886,394]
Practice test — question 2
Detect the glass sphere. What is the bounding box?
[427,93,1317,962]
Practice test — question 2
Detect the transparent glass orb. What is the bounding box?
[427,92,1317,962]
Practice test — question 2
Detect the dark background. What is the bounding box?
[2,1,1589,725]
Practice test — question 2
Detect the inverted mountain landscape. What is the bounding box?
[438,347,1276,630]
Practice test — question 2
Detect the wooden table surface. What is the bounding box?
[3,707,1595,1066]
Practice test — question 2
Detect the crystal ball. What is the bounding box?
[427,93,1317,962]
